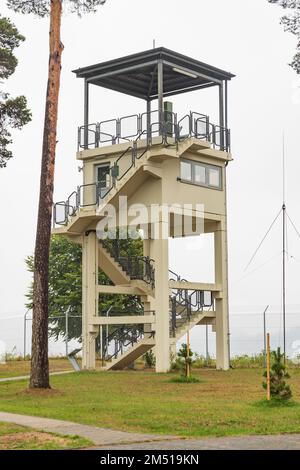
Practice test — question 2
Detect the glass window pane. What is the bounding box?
[194,164,206,185]
[208,167,221,188]
[181,161,192,181]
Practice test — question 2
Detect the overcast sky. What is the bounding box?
[1,0,300,358]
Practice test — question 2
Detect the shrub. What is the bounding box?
[263,348,292,401]
[144,350,155,368]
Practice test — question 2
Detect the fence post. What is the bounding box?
[267,333,271,401]
[65,311,69,357]
[24,311,27,360]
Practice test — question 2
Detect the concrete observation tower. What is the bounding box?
[53,48,235,372]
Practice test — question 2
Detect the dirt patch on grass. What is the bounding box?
[21,387,64,398]
[0,431,68,450]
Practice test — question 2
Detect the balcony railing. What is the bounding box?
[54,109,230,227]
[78,109,230,152]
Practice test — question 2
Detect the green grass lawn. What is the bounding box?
[1,368,300,438]
[0,359,73,379]
[0,422,91,450]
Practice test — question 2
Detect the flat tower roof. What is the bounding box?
[73,47,235,100]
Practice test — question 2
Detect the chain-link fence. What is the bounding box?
[1,307,300,363]
[0,312,81,359]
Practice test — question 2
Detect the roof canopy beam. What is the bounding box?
[149,81,217,100]
[86,61,158,84]
[74,47,234,100]
[163,61,222,85]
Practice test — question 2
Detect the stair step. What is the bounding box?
[105,337,155,371]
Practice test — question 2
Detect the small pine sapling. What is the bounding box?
[263,347,292,401]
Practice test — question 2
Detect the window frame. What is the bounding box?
[180,158,223,190]
[180,160,193,182]
[95,162,111,186]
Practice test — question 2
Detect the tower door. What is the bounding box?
[96,164,110,198]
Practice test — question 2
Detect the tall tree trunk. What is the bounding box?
[30,0,63,389]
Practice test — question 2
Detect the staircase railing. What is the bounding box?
[54,132,152,227]
[102,323,155,362]
[103,325,143,362]
[169,268,214,337]
[100,239,155,288]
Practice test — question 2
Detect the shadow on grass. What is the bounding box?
[253,399,299,409]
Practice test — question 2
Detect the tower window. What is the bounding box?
[180,160,192,181]
[180,159,222,189]
[208,167,221,188]
[194,163,206,185]
[96,163,111,198]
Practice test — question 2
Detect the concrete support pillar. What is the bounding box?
[82,231,98,369]
[142,239,154,337]
[214,218,230,370]
[149,222,170,373]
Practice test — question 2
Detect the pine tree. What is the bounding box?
[263,347,292,401]
[268,0,300,73]
[7,0,107,389]
[178,343,194,377]
[0,15,31,168]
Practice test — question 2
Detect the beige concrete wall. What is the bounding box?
[75,138,231,372]
[161,157,226,218]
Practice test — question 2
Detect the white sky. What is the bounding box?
[1,0,300,357]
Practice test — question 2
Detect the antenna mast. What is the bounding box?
[282,133,286,363]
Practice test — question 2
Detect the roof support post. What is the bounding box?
[147,100,151,146]
[219,81,225,150]
[224,80,228,130]
[84,79,89,150]
[157,59,164,135]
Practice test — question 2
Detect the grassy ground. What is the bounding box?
[0,422,91,450]
[0,368,300,438]
[0,359,73,379]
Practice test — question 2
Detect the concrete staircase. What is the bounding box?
[170,310,215,344]
[98,242,130,285]
[54,137,196,234]
[104,335,155,371]
[103,301,215,371]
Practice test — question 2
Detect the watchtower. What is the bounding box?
[53,48,235,372]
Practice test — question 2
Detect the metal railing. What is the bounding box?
[78,109,230,152]
[53,136,151,227]
[169,269,214,337]
[102,324,155,362]
[54,109,230,227]
[100,239,155,288]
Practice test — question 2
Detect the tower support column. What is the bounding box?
[149,222,170,373]
[214,218,230,370]
[82,230,98,369]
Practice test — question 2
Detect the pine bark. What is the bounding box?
[30,0,63,389]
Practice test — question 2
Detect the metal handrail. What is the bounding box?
[55,109,230,227]
[78,109,230,152]
[103,324,145,361]
[100,239,155,288]
[169,268,214,337]
[168,269,188,283]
